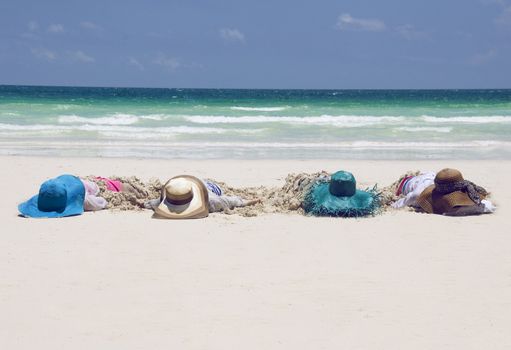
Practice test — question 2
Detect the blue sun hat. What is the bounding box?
[18,174,85,218]
[303,170,380,217]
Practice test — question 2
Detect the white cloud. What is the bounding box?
[495,5,511,24]
[469,49,497,65]
[219,28,246,43]
[455,30,474,40]
[31,48,57,61]
[47,24,65,33]
[28,21,39,31]
[128,57,144,70]
[336,13,386,32]
[154,55,180,71]
[397,55,446,64]
[21,21,40,40]
[483,0,511,25]
[71,50,95,63]
[481,0,507,6]
[21,32,38,40]
[80,21,102,31]
[395,24,429,40]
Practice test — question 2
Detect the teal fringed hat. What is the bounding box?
[303,170,380,217]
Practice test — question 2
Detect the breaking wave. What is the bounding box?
[395,127,453,133]
[185,115,406,126]
[421,115,511,123]
[58,113,166,125]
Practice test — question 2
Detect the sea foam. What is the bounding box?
[58,113,166,125]
[184,115,406,126]
[2,140,509,149]
[395,127,453,133]
[422,115,511,123]
[0,123,262,135]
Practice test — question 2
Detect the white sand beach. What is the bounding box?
[1,156,510,349]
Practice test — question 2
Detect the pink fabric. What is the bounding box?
[80,179,107,211]
[95,176,122,192]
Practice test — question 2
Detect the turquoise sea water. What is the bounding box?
[1,85,510,159]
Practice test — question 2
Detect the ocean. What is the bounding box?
[1,85,510,159]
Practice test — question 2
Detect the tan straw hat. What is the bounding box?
[417,168,480,214]
[154,175,209,219]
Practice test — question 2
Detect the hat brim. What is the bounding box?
[303,181,379,217]
[18,175,85,218]
[417,184,476,215]
[154,175,209,219]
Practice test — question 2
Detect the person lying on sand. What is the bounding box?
[392,171,436,209]
[393,168,496,216]
[83,176,142,211]
[18,174,138,218]
[145,175,261,219]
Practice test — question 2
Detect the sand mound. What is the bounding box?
[85,176,163,211]
[84,171,421,215]
[208,171,330,217]
[378,170,421,210]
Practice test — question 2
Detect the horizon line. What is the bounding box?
[1,84,511,91]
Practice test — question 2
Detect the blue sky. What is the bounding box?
[0,0,510,89]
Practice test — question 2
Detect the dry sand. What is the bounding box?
[1,156,510,349]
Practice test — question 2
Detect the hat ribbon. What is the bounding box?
[434,180,484,204]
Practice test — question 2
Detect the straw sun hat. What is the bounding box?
[417,168,485,215]
[303,170,380,217]
[154,175,209,219]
